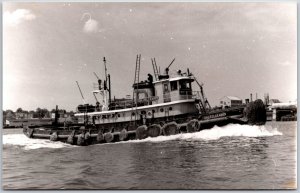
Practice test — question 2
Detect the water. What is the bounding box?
[2,122,297,189]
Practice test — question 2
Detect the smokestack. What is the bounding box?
[250,93,253,102]
[108,74,111,105]
[256,93,257,100]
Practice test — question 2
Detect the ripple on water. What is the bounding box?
[2,122,296,189]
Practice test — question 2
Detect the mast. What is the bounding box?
[132,54,141,124]
[103,57,111,107]
[76,81,88,125]
[103,57,107,83]
[76,81,86,104]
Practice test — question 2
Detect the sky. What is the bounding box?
[3,2,297,111]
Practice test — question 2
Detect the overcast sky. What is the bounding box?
[3,2,297,111]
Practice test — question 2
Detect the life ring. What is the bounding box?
[195,104,201,111]
[147,111,153,118]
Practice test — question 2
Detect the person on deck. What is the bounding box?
[148,73,153,84]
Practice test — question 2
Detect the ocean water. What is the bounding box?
[2,122,297,189]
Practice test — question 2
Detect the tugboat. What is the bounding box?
[23,55,267,146]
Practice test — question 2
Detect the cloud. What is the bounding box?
[81,13,99,33]
[4,9,36,27]
[279,60,292,66]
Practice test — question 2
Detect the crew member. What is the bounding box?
[147,73,153,83]
[98,79,102,90]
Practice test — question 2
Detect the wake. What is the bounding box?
[3,134,71,150]
[124,123,282,144]
[3,124,282,149]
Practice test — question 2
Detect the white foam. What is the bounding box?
[3,124,283,149]
[123,124,282,143]
[3,134,71,150]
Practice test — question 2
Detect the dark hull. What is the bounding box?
[23,114,248,146]
[23,100,267,146]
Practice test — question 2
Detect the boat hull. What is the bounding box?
[23,114,247,146]
[23,99,266,146]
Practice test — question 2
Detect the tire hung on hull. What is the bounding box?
[97,130,104,143]
[50,132,58,141]
[104,132,114,143]
[77,133,85,146]
[67,130,76,145]
[178,123,187,133]
[119,128,128,141]
[84,131,91,145]
[244,99,267,125]
[162,122,179,136]
[147,124,162,138]
[25,127,34,138]
[186,119,200,133]
[135,125,148,140]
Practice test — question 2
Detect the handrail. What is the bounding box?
[108,91,201,110]
[91,87,202,111]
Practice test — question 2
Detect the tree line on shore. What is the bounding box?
[3,107,75,120]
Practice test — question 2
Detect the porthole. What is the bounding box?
[152,109,155,113]
[169,107,173,111]
[160,108,164,112]
[118,114,121,117]
[132,112,135,116]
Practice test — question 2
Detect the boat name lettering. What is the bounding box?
[203,112,226,120]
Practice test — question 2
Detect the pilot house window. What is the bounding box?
[179,80,191,90]
[170,81,178,91]
[163,83,169,92]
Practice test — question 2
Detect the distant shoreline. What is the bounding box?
[2,127,22,130]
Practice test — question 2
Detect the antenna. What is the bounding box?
[93,72,100,80]
[165,58,175,75]
[167,58,175,69]
[93,93,99,103]
[76,81,86,104]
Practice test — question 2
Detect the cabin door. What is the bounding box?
[163,83,171,102]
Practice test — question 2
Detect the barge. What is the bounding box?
[23,55,266,146]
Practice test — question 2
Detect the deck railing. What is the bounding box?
[90,83,201,111]
[108,91,201,110]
